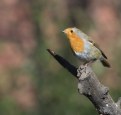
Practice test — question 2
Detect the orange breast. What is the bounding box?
[68,33,84,52]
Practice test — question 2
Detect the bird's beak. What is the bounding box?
[62,29,66,34]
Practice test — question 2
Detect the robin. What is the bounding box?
[63,27,110,68]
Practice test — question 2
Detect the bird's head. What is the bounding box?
[63,27,78,40]
[63,27,89,41]
[63,27,85,52]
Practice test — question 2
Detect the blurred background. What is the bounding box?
[0,0,121,115]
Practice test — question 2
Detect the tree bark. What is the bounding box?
[47,49,121,115]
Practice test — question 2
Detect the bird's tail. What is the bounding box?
[100,58,111,68]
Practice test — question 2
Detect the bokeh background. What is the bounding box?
[0,0,121,115]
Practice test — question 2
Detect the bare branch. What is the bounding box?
[47,49,121,115]
[47,49,77,77]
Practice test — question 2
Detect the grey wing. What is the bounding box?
[88,40,107,59]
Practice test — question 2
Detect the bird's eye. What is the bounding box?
[70,30,73,33]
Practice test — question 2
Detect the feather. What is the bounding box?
[88,40,107,59]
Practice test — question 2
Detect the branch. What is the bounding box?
[47,49,77,77]
[47,49,121,115]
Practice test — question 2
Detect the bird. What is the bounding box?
[63,27,110,68]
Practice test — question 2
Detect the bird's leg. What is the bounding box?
[84,59,97,67]
[78,62,92,80]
